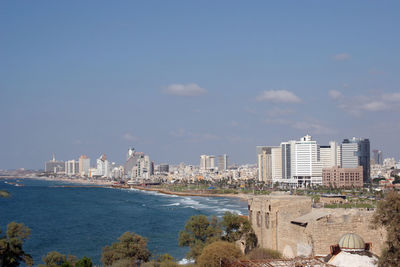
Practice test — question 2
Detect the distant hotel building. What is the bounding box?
[322,166,363,188]
[372,149,383,165]
[79,155,90,176]
[218,154,228,171]
[65,160,79,176]
[290,135,322,186]
[45,154,65,174]
[200,155,216,170]
[256,146,280,184]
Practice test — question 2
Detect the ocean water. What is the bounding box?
[0,179,248,266]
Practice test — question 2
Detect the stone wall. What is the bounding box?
[248,195,386,258]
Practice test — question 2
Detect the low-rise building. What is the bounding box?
[322,166,363,188]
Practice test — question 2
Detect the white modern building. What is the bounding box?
[65,160,79,176]
[290,135,322,186]
[200,155,216,171]
[218,154,228,171]
[320,141,341,169]
[96,154,111,178]
[79,155,90,176]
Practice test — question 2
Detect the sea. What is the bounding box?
[0,179,248,266]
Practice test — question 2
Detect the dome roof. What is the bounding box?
[339,233,365,252]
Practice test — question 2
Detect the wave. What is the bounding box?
[163,203,180,206]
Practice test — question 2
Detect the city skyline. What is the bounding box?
[1,1,400,169]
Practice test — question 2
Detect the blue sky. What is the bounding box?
[1,1,399,169]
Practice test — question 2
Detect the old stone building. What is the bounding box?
[248,195,385,258]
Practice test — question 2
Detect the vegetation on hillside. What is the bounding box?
[197,241,243,267]
[101,232,151,267]
[178,212,257,261]
[373,190,400,267]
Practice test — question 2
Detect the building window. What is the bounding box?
[256,211,261,227]
[265,212,270,229]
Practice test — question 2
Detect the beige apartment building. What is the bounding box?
[322,166,363,188]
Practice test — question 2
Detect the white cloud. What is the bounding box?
[333,53,351,61]
[328,90,343,100]
[123,133,139,142]
[163,83,206,96]
[361,101,387,111]
[331,91,400,116]
[256,90,301,103]
[382,93,400,102]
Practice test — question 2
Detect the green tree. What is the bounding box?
[372,190,400,267]
[178,215,222,260]
[0,222,33,267]
[156,254,174,263]
[38,251,82,267]
[39,251,67,267]
[221,212,257,253]
[197,241,243,267]
[75,256,93,267]
[101,232,151,267]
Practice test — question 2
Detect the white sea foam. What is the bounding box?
[178,258,195,265]
[216,208,242,215]
[163,203,180,206]
[179,197,209,210]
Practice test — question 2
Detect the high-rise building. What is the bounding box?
[257,146,280,184]
[45,154,65,174]
[320,141,340,169]
[207,155,215,170]
[96,154,111,178]
[65,160,79,176]
[291,135,322,186]
[218,154,228,171]
[200,155,207,170]
[159,164,169,173]
[257,146,271,183]
[79,155,90,176]
[341,138,370,183]
[280,141,296,182]
[125,148,146,179]
[200,155,216,170]
[132,155,151,179]
[271,147,282,183]
[372,149,383,165]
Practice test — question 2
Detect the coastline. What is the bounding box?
[130,185,250,201]
[1,176,250,201]
[0,176,113,186]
